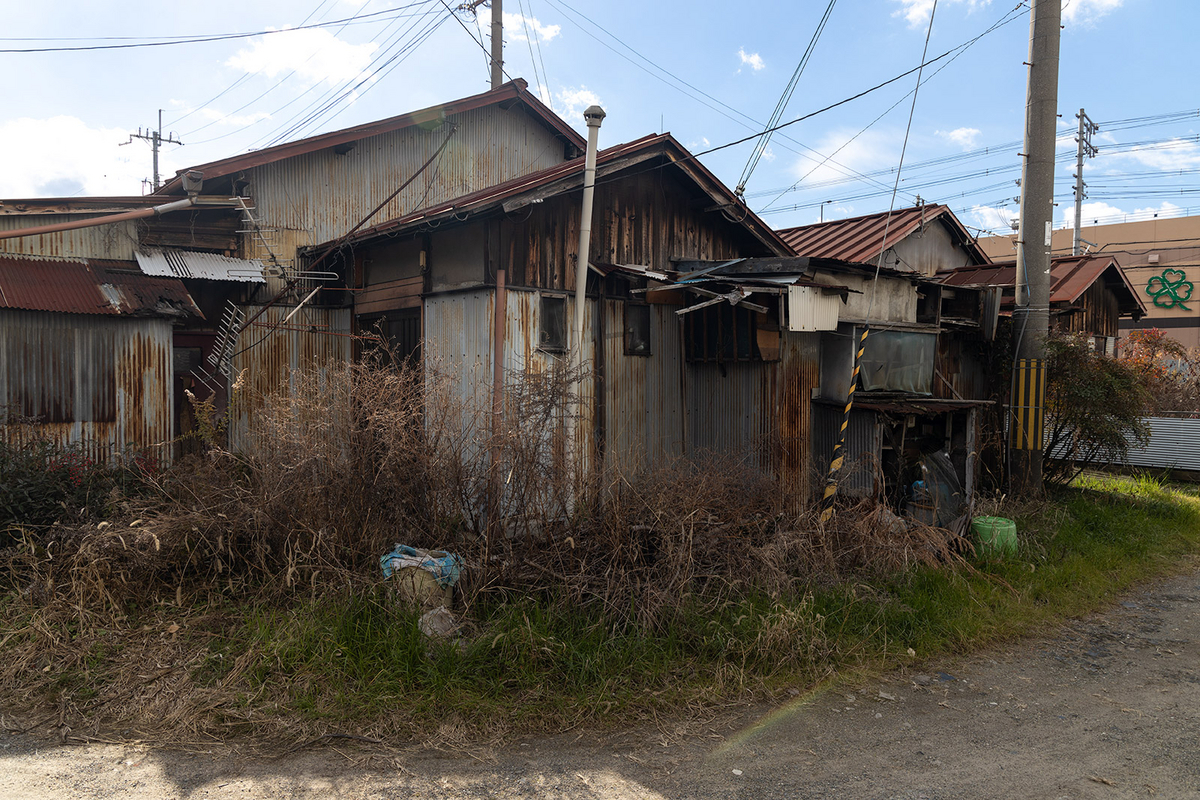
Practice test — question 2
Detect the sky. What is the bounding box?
[1,0,1196,238]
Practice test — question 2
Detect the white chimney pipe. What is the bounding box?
[572,105,606,379]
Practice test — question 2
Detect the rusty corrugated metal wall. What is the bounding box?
[0,215,138,260]
[1,309,173,461]
[227,305,353,452]
[684,330,820,503]
[812,403,881,498]
[243,105,573,267]
[602,300,685,474]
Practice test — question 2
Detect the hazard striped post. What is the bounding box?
[1010,358,1045,451]
[819,327,870,524]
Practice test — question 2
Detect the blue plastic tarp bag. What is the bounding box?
[380,544,463,588]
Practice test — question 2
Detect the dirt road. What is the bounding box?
[3,570,1198,799]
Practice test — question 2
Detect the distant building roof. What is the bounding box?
[937,254,1147,318]
[156,79,585,195]
[777,204,991,266]
[0,255,201,318]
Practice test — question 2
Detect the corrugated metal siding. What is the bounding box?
[811,404,880,498]
[0,215,138,260]
[777,332,821,502]
[687,360,777,469]
[602,300,685,474]
[227,305,353,452]
[1113,417,1200,472]
[1,309,173,462]
[243,105,570,261]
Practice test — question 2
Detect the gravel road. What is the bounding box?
[3,570,1198,799]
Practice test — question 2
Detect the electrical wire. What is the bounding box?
[0,5,430,53]
[734,0,838,197]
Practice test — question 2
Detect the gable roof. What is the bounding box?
[937,254,1147,318]
[777,204,992,265]
[157,79,585,195]
[0,255,201,318]
[333,133,792,256]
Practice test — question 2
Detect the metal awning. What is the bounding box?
[136,248,266,283]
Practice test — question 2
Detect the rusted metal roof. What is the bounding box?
[157,79,585,194]
[136,248,266,283]
[777,204,992,265]
[0,255,201,318]
[936,254,1147,316]
[333,133,793,257]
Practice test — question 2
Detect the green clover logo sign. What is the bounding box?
[1146,268,1193,310]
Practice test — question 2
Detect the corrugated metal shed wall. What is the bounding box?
[244,105,571,264]
[227,305,353,452]
[685,330,820,504]
[602,300,684,474]
[1,309,173,461]
[423,288,597,486]
[811,404,881,498]
[0,216,138,260]
[1107,417,1200,472]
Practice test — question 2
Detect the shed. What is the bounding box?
[0,255,200,461]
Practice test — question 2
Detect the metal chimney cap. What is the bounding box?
[583,105,606,125]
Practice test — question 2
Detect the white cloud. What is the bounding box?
[0,116,148,197]
[503,12,561,42]
[1063,200,1184,227]
[192,108,272,128]
[1126,137,1200,171]
[227,28,378,86]
[1062,0,1123,25]
[894,0,992,28]
[556,86,603,123]
[738,48,765,72]
[791,129,899,188]
[935,127,981,150]
[967,204,1018,235]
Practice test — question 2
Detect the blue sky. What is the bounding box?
[1,0,1195,237]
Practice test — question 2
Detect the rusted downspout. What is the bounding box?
[0,196,228,241]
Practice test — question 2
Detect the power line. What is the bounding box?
[0,5,431,53]
[735,0,838,197]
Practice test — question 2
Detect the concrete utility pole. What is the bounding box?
[1011,0,1061,495]
[123,110,182,192]
[490,0,503,89]
[1072,108,1099,256]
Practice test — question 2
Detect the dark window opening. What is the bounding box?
[361,309,421,365]
[540,294,567,352]
[684,300,780,363]
[624,303,651,356]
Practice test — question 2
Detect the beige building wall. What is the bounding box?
[980,216,1200,349]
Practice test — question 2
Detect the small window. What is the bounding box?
[540,295,566,352]
[624,303,651,356]
[684,302,779,363]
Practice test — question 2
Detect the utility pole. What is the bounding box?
[490,0,503,89]
[1011,0,1061,495]
[1072,108,1099,256]
[123,110,182,192]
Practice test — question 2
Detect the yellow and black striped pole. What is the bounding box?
[1010,358,1045,451]
[819,326,870,524]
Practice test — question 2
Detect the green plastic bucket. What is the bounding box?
[972,516,1017,558]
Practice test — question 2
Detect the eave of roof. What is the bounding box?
[156,79,585,194]
[936,254,1148,316]
[0,255,201,318]
[777,204,992,266]
[328,133,792,257]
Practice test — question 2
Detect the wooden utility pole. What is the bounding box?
[123,110,182,192]
[1011,0,1061,494]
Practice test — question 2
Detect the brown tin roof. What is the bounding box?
[937,254,1147,317]
[777,204,991,265]
[0,255,201,318]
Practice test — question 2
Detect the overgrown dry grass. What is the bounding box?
[1,354,976,744]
